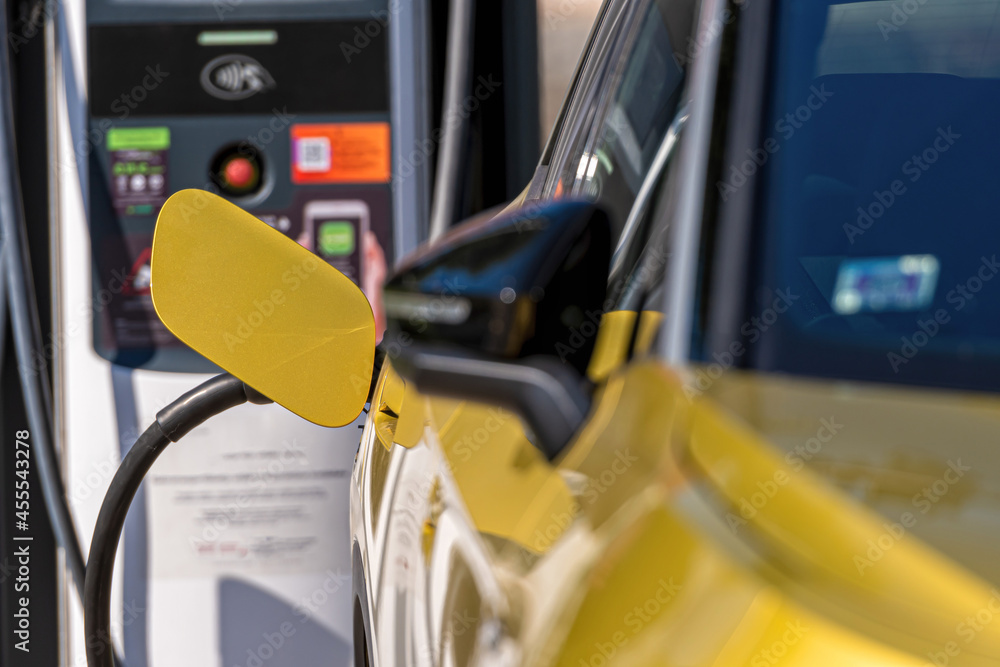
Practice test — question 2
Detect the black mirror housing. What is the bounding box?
[382,201,611,460]
[384,200,611,377]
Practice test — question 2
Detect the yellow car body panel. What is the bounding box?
[367,361,577,555]
[366,303,667,561]
[530,362,1000,667]
[430,399,576,553]
[361,312,1000,666]
[588,310,664,382]
[357,201,1000,667]
[701,371,1000,588]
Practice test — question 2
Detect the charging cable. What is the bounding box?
[84,374,272,667]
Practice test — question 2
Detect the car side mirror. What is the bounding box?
[150,190,376,427]
[383,200,611,459]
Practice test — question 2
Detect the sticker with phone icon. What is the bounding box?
[302,200,369,285]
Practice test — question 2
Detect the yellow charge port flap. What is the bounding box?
[151,189,375,427]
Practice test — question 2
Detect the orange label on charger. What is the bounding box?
[291,122,391,184]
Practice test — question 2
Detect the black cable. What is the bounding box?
[84,421,169,667]
[85,374,271,667]
[0,241,9,370]
[0,0,90,598]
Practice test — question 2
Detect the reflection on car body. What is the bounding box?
[351,0,1000,665]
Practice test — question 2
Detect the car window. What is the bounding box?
[748,0,1000,393]
[543,0,696,245]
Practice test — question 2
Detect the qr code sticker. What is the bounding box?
[297,137,331,172]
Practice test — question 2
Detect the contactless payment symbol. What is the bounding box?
[200,54,275,101]
[318,222,355,257]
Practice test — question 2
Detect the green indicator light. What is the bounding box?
[107,127,170,151]
[197,30,278,46]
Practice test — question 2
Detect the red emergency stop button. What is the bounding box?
[211,145,264,197]
[223,157,257,190]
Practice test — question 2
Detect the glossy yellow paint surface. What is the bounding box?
[701,369,1000,587]
[369,361,427,450]
[151,189,375,427]
[588,310,664,382]
[366,306,666,556]
[361,298,1000,666]
[371,362,404,449]
[428,397,577,554]
[522,362,1000,666]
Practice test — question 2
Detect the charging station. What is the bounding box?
[51,1,430,665]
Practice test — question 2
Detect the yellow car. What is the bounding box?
[350,0,1000,666]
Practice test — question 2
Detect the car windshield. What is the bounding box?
[750,0,1000,392]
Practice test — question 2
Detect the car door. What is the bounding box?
[353,0,700,664]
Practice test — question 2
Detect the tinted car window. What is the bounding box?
[750,0,1000,392]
